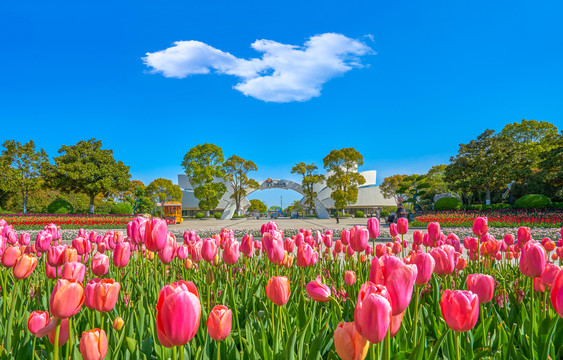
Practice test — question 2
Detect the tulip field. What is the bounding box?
[412,209,563,228]
[0,214,135,230]
[0,217,563,360]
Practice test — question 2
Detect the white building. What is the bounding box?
[178,169,395,219]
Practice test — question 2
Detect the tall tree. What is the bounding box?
[223,155,259,216]
[48,139,131,213]
[323,148,366,213]
[0,140,49,213]
[181,143,226,212]
[146,178,183,205]
[397,174,430,212]
[380,174,408,205]
[291,162,324,215]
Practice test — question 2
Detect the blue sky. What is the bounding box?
[1,1,562,208]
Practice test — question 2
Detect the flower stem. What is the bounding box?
[454,331,460,360]
[53,318,62,360]
[217,341,221,360]
[413,285,420,344]
[530,277,535,358]
[480,303,486,347]
[384,328,390,360]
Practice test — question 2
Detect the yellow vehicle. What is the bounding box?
[162,201,183,224]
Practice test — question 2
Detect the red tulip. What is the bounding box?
[93,279,120,313]
[412,252,436,285]
[50,279,85,318]
[472,217,488,237]
[354,282,391,344]
[466,274,495,303]
[306,275,331,302]
[207,305,232,341]
[455,258,468,271]
[517,227,531,245]
[265,276,290,306]
[537,263,561,291]
[61,261,86,282]
[334,322,369,360]
[80,329,108,360]
[413,231,423,246]
[156,280,201,347]
[504,234,515,246]
[519,241,546,278]
[440,289,479,332]
[91,253,109,276]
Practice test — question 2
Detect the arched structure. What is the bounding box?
[220,179,330,220]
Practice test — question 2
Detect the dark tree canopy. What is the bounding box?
[291,162,324,214]
[48,139,131,213]
[224,155,259,216]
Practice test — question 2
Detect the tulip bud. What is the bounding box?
[206,267,214,285]
[113,317,124,331]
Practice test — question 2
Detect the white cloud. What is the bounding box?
[143,33,374,102]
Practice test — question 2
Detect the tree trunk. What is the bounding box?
[89,196,95,214]
[485,189,491,205]
[22,191,27,214]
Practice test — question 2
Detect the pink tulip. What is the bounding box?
[430,245,455,275]
[551,270,563,317]
[2,246,22,267]
[397,218,408,235]
[350,227,369,252]
[61,261,86,282]
[91,253,109,276]
[93,279,120,312]
[18,233,30,246]
[156,280,201,347]
[222,240,239,265]
[113,241,131,268]
[413,231,423,246]
[345,271,356,286]
[412,252,436,285]
[176,245,189,260]
[334,322,369,360]
[369,255,417,315]
[28,311,50,336]
[517,227,531,245]
[538,263,561,291]
[466,274,495,303]
[47,245,66,267]
[35,231,53,253]
[72,236,91,255]
[241,234,253,256]
[367,218,380,239]
[504,234,515,246]
[190,241,203,262]
[341,230,350,246]
[265,276,291,306]
[262,230,285,265]
[296,243,314,267]
[519,241,546,278]
[50,279,85,319]
[128,217,147,245]
[323,233,333,248]
[390,311,405,337]
[202,238,218,263]
[158,233,177,264]
[428,222,441,242]
[440,290,479,332]
[472,217,488,237]
[389,223,398,238]
[354,282,391,344]
[48,318,69,346]
[44,224,61,240]
[80,328,108,360]
[207,305,232,341]
[284,238,295,253]
[306,276,331,302]
[145,218,168,252]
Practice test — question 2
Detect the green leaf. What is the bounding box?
[428,328,450,360]
[126,337,137,354]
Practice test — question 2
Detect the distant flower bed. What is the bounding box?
[413,209,563,228]
[0,214,135,229]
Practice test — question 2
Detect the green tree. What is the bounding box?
[323,148,366,213]
[181,143,226,212]
[146,178,183,204]
[535,133,563,199]
[248,199,267,214]
[0,140,49,213]
[380,174,408,204]
[397,174,430,212]
[48,139,131,213]
[223,155,259,216]
[291,162,324,215]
